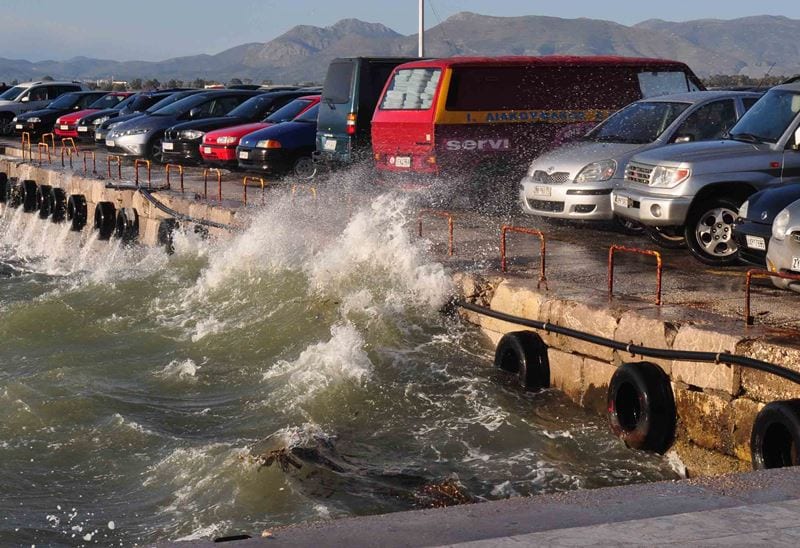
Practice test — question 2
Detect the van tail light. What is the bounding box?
[425,155,437,165]
[374,152,383,162]
[346,113,357,135]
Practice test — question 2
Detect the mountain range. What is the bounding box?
[1,13,798,84]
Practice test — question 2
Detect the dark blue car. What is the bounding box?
[236,103,319,179]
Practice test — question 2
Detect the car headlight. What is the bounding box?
[649,166,691,188]
[256,139,282,149]
[180,130,205,141]
[93,116,109,126]
[574,159,616,183]
[28,117,40,123]
[216,136,237,145]
[738,200,750,220]
[12,117,17,122]
[120,128,149,136]
[773,209,791,241]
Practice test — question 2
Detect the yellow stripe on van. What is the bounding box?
[433,68,453,124]
[436,109,616,125]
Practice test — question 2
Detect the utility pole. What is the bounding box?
[418,0,424,57]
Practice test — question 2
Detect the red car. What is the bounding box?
[200,95,320,167]
[55,92,132,138]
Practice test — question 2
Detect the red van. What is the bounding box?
[371,56,703,196]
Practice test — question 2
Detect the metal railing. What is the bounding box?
[500,225,547,289]
[37,142,51,164]
[40,132,55,150]
[745,269,800,325]
[106,155,122,179]
[20,132,32,161]
[61,137,78,154]
[242,176,267,206]
[82,151,96,175]
[291,184,317,201]
[418,209,454,257]
[134,159,151,188]
[203,168,222,201]
[608,245,663,306]
[165,164,183,192]
[60,147,73,169]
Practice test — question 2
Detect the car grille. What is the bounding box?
[527,199,565,213]
[792,232,800,244]
[625,162,654,184]
[532,170,570,184]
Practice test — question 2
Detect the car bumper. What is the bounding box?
[200,143,238,164]
[519,177,614,220]
[732,220,771,267]
[76,126,95,140]
[14,121,46,134]
[611,186,693,227]
[313,148,352,166]
[237,147,291,173]
[765,233,800,292]
[161,140,202,163]
[55,126,79,138]
[104,133,149,157]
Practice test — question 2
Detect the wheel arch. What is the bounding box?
[690,182,758,214]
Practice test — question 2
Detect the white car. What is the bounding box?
[0,80,88,135]
[766,199,800,292]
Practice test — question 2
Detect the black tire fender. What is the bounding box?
[607,361,676,453]
[157,218,180,254]
[114,207,139,242]
[36,184,53,218]
[49,188,67,223]
[0,172,8,203]
[8,179,23,208]
[94,201,116,240]
[751,399,800,470]
[21,179,38,212]
[67,194,88,231]
[494,331,550,391]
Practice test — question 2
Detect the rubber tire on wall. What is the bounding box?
[750,400,800,470]
[494,331,550,391]
[0,172,8,203]
[49,188,67,223]
[21,180,38,212]
[67,194,88,231]
[8,180,23,208]
[94,201,116,240]
[607,361,676,454]
[114,208,139,242]
[158,218,179,254]
[36,184,53,218]
[683,196,744,266]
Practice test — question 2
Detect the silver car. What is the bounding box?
[519,91,761,226]
[766,199,800,291]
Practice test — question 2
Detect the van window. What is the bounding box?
[380,69,441,110]
[445,66,639,111]
[637,71,691,98]
[323,61,355,104]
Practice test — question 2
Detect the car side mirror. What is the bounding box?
[20,96,29,103]
[794,127,800,150]
[673,134,694,144]
[188,107,203,119]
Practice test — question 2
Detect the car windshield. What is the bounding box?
[584,101,692,144]
[226,94,277,119]
[264,98,316,123]
[150,94,209,116]
[0,86,26,101]
[47,93,82,109]
[144,92,195,114]
[729,89,800,144]
[112,94,137,111]
[294,103,320,123]
[89,94,126,110]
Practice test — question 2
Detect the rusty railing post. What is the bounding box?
[37,142,51,164]
[134,159,151,188]
[107,155,122,179]
[418,209,455,257]
[744,268,800,325]
[165,164,183,192]
[500,225,547,288]
[82,151,96,175]
[21,132,32,161]
[608,245,663,306]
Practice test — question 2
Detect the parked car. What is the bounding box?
[105,90,259,162]
[519,90,761,231]
[236,103,320,177]
[200,95,320,168]
[13,91,108,136]
[73,93,139,141]
[0,80,89,135]
[612,83,800,266]
[55,92,132,138]
[733,183,800,266]
[765,198,800,291]
[315,57,419,168]
[371,56,703,209]
[161,90,315,164]
[93,90,202,144]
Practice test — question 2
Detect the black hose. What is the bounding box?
[137,187,237,231]
[456,299,800,386]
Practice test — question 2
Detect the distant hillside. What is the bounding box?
[0,13,797,84]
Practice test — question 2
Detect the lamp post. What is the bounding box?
[418,0,424,57]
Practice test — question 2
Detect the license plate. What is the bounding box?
[323,139,337,151]
[395,156,411,168]
[792,257,800,272]
[746,235,766,251]
[78,126,88,133]
[532,185,551,197]
[162,142,174,151]
[59,125,69,131]
[105,140,115,147]
[239,150,249,160]
[614,194,631,208]
[15,124,23,130]
[203,146,212,154]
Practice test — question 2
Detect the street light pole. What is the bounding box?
[418,0,424,57]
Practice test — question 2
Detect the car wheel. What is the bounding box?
[147,137,164,164]
[292,156,316,180]
[0,114,14,136]
[684,196,743,266]
[645,226,686,249]
[613,215,645,235]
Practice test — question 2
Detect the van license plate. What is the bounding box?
[792,257,800,272]
[106,140,114,147]
[239,151,249,160]
[323,139,337,151]
[532,185,551,197]
[162,142,174,151]
[395,156,411,168]
[15,124,23,130]
[60,125,69,131]
[614,195,631,208]
[203,146,212,154]
[77,126,88,132]
[746,235,766,251]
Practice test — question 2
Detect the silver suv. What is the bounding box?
[0,81,88,135]
[519,91,760,230]
[612,83,800,266]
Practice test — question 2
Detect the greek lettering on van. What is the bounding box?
[459,109,614,124]
[445,139,510,151]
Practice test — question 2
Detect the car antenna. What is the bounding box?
[756,63,776,89]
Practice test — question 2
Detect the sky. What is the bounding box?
[2,0,798,62]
